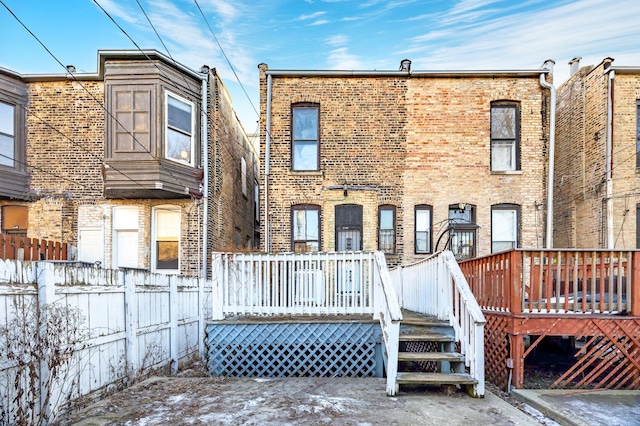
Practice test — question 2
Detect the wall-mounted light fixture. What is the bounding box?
[343,182,348,197]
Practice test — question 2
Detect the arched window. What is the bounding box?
[378,205,396,254]
[291,204,320,252]
[415,205,433,254]
[491,204,520,252]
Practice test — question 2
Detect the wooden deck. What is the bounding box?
[459,249,640,391]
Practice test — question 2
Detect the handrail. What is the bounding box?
[391,250,485,397]
[373,252,402,396]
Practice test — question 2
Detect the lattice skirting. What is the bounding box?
[483,313,511,390]
[205,322,382,378]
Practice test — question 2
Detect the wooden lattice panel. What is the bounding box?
[206,322,380,377]
[550,318,640,389]
[483,313,511,390]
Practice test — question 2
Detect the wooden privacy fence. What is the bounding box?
[0,260,212,424]
[459,249,639,315]
[0,233,68,261]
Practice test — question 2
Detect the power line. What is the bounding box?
[1,0,194,193]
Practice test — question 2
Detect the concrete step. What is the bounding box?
[398,351,465,363]
[396,372,477,386]
[399,333,455,343]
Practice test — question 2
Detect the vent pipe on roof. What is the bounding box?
[400,59,411,72]
[66,65,76,73]
[569,57,581,75]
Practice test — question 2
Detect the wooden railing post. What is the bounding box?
[510,251,522,314]
[632,252,640,316]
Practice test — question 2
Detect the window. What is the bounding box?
[335,204,363,251]
[378,205,396,254]
[241,157,247,196]
[292,104,319,171]
[492,204,519,252]
[113,206,139,269]
[415,205,432,254]
[166,92,194,165]
[448,204,477,260]
[636,101,640,168]
[153,206,180,273]
[254,182,260,223]
[0,101,15,167]
[291,205,320,252]
[491,102,520,171]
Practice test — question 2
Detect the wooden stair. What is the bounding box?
[396,310,477,393]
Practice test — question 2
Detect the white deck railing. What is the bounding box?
[391,250,486,397]
[211,251,403,395]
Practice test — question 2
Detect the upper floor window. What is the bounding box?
[491,204,520,252]
[292,103,319,171]
[0,101,15,167]
[491,102,520,171]
[415,205,432,254]
[448,204,477,260]
[378,205,396,254]
[241,157,247,196]
[292,204,320,252]
[636,101,640,168]
[166,92,194,165]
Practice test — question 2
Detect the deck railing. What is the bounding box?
[459,249,640,315]
[210,251,403,395]
[391,250,485,397]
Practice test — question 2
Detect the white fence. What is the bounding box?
[211,251,403,395]
[390,250,486,397]
[0,260,211,424]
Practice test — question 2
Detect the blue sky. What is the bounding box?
[1,0,640,133]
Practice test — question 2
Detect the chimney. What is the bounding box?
[399,59,411,72]
[569,57,581,75]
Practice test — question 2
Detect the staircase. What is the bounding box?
[395,310,478,394]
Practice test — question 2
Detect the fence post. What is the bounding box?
[211,253,224,320]
[123,269,138,374]
[510,251,522,314]
[632,252,640,316]
[36,261,55,422]
[169,276,178,374]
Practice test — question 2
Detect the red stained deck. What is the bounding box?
[459,250,640,390]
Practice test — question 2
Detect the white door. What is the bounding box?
[78,228,103,265]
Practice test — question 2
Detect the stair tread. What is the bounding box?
[396,372,478,385]
[398,351,465,362]
[400,333,454,342]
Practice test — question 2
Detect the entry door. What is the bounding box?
[335,204,363,294]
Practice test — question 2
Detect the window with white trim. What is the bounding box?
[491,204,519,252]
[0,100,16,167]
[152,206,180,273]
[378,205,396,254]
[166,92,194,165]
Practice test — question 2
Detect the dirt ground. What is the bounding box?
[53,375,552,426]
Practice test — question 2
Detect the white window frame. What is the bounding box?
[151,205,181,274]
[241,157,247,196]
[415,205,432,254]
[491,205,519,253]
[0,100,16,168]
[112,206,139,269]
[165,92,195,166]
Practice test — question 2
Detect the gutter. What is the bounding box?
[264,69,549,78]
[606,69,615,248]
[201,69,209,279]
[264,74,272,251]
[539,60,556,249]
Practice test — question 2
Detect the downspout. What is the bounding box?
[264,73,272,251]
[539,60,556,249]
[606,70,614,248]
[201,69,209,279]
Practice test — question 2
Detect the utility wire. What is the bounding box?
[1,0,193,193]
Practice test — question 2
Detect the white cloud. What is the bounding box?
[298,11,326,20]
[326,35,349,46]
[326,47,365,69]
[95,0,138,24]
[311,19,330,26]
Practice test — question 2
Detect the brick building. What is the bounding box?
[259,60,554,266]
[0,50,259,276]
[554,57,640,249]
